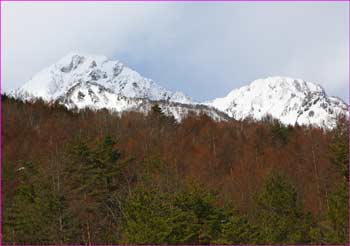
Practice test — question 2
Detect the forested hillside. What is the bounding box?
[2,95,349,244]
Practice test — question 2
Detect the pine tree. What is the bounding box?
[151,103,163,115]
[94,136,122,195]
[64,138,98,244]
[330,116,349,181]
[253,172,312,244]
[3,162,52,244]
[93,136,127,243]
[216,209,258,244]
[122,188,174,244]
[150,103,176,127]
[326,181,348,243]
[270,122,291,146]
[326,116,349,243]
[122,185,226,244]
[64,136,126,244]
[172,186,226,244]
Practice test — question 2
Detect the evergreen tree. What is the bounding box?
[150,103,176,127]
[122,185,226,244]
[64,136,126,244]
[253,172,312,244]
[325,181,348,243]
[64,137,101,244]
[326,117,349,244]
[172,186,226,244]
[270,122,291,146]
[1,93,10,102]
[330,116,349,181]
[92,136,122,197]
[3,162,55,244]
[151,103,163,115]
[122,188,165,243]
[216,209,258,244]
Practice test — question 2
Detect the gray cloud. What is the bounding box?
[2,2,348,102]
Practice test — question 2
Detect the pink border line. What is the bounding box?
[0,1,349,246]
[348,1,350,245]
[1,0,3,244]
[0,0,348,1]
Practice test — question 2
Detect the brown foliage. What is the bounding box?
[2,97,341,217]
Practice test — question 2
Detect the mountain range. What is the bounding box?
[10,53,348,129]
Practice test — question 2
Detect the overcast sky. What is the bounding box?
[2,2,349,102]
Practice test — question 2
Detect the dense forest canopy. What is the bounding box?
[2,95,349,244]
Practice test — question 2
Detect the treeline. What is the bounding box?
[2,95,349,244]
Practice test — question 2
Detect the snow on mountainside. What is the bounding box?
[11,53,229,122]
[10,53,348,128]
[11,52,193,104]
[207,77,348,129]
[56,80,229,122]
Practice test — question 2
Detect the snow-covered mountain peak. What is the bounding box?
[208,76,348,129]
[229,76,325,97]
[11,53,193,104]
[257,76,321,89]
[55,52,117,74]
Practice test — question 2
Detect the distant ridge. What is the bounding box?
[10,53,348,128]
